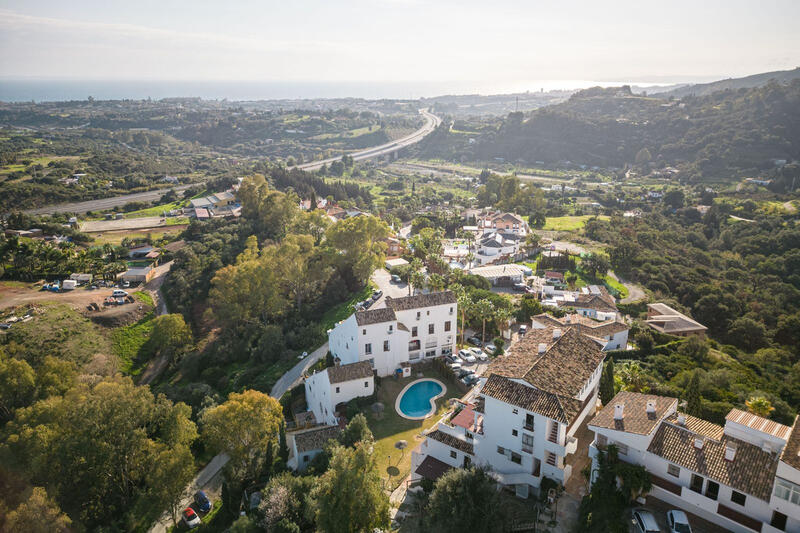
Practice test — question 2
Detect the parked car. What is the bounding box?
[457,367,475,379]
[122,281,131,288]
[632,509,661,533]
[518,325,528,336]
[182,508,201,529]
[457,349,471,360]
[372,289,383,300]
[362,299,373,309]
[666,510,691,533]
[391,274,402,283]
[484,343,497,355]
[461,374,480,387]
[194,491,212,513]
[112,289,128,298]
[525,286,536,294]
[446,353,463,365]
[448,362,462,372]
[0,323,11,330]
[461,351,477,364]
[475,350,489,362]
[513,282,527,292]
[467,336,482,347]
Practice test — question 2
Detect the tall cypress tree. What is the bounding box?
[685,370,702,417]
[599,360,616,405]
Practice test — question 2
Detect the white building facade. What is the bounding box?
[588,392,800,533]
[327,292,457,377]
[411,326,605,497]
[304,361,374,426]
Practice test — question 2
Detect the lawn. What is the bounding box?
[112,292,157,375]
[92,227,186,245]
[318,283,374,332]
[543,215,610,231]
[124,201,187,218]
[358,366,463,491]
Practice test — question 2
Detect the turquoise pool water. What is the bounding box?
[398,380,444,418]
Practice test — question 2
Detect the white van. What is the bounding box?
[112,289,128,298]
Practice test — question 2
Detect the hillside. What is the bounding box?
[659,67,800,98]
[420,81,800,181]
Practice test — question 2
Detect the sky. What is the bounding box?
[1,0,798,92]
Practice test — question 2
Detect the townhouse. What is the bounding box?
[531,312,629,351]
[327,292,457,377]
[588,391,800,533]
[411,325,605,498]
[304,360,374,426]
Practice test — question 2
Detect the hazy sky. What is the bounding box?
[1,0,798,86]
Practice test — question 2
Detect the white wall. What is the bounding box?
[304,370,336,426]
[328,314,359,365]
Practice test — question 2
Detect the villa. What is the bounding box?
[530,312,629,351]
[588,391,800,533]
[304,360,374,426]
[646,303,707,337]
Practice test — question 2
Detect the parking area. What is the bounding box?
[370,268,411,309]
[629,498,730,533]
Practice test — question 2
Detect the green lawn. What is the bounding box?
[92,227,185,245]
[543,215,610,231]
[358,366,463,491]
[124,201,187,218]
[112,293,157,375]
[319,284,374,332]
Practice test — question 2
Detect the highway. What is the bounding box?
[23,184,195,216]
[291,108,440,171]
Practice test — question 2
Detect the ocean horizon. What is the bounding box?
[0,78,691,103]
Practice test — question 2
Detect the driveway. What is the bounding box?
[608,270,646,304]
[270,341,329,400]
[371,268,411,308]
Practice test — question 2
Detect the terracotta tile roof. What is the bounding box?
[481,374,582,425]
[780,416,800,471]
[725,408,792,440]
[665,413,725,441]
[647,422,779,501]
[545,271,564,280]
[327,361,374,384]
[354,307,396,325]
[451,405,478,431]
[559,289,618,313]
[293,425,341,453]
[385,291,457,311]
[489,327,605,398]
[532,313,628,338]
[415,455,454,481]
[589,391,677,435]
[427,429,474,455]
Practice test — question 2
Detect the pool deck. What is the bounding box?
[395,378,446,420]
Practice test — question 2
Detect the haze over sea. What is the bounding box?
[0,78,698,103]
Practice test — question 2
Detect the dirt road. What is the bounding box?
[0,282,111,311]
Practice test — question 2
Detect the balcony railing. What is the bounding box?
[522,444,533,454]
[565,436,578,455]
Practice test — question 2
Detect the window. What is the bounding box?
[362,329,366,335]
[522,433,534,453]
[428,324,434,334]
[389,325,393,332]
[512,429,518,437]
[775,478,800,505]
[383,340,390,352]
[497,446,505,455]
[450,450,457,459]
[335,387,340,393]
[705,480,719,501]
[524,414,535,431]
[425,350,436,358]
[365,343,372,355]
[667,464,680,478]
[449,306,454,314]
[444,321,451,332]
[427,310,430,316]
[412,326,418,337]
[545,452,557,466]
[596,434,608,448]
[616,443,629,456]
[690,474,704,494]
[416,311,421,320]
[465,431,473,440]
[303,455,309,463]
[771,511,788,531]
[512,408,519,415]
[730,490,746,506]
[511,452,522,464]
[364,381,369,388]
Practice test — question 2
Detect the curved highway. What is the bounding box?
[291,108,440,171]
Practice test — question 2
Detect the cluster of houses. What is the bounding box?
[298,198,368,222]
[442,211,531,268]
[189,190,240,219]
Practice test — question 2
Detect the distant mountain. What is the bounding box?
[658,67,800,98]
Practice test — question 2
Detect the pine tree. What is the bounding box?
[599,360,616,405]
[685,370,702,417]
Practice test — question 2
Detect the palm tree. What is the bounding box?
[617,361,650,393]
[452,285,471,346]
[745,396,774,418]
[494,307,513,340]
[408,258,424,295]
[474,299,496,345]
[428,273,445,292]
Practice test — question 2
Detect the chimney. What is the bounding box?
[724,443,737,462]
[646,399,656,415]
[553,328,562,340]
[677,413,686,426]
[693,436,705,449]
[538,343,547,354]
[614,403,624,420]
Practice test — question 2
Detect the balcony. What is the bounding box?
[565,436,578,455]
[425,339,438,349]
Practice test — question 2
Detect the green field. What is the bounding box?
[543,215,610,231]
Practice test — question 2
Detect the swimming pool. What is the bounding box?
[395,379,445,420]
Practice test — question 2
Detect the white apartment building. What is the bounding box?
[327,292,457,377]
[304,361,374,426]
[549,285,619,321]
[411,326,605,498]
[531,312,629,351]
[588,391,800,533]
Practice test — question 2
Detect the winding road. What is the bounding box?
[291,108,440,171]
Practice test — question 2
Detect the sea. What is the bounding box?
[0,78,689,103]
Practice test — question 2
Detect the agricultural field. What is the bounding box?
[542,214,610,231]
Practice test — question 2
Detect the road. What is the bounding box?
[23,184,195,216]
[138,261,174,385]
[291,108,440,172]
